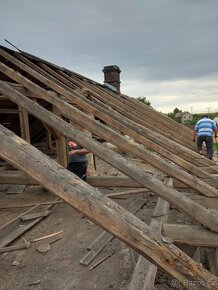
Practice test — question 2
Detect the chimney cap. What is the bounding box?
[103,65,121,73]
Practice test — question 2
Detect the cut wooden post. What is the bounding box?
[18,106,30,143]
[0,126,218,288]
[128,178,171,290]
[0,82,218,232]
[45,127,53,150]
[52,105,68,167]
[84,112,97,176]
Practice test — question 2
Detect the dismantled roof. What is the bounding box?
[1,45,218,287]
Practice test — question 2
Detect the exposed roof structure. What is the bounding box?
[1,45,218,289]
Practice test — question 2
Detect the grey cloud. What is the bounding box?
[0,0,218,112]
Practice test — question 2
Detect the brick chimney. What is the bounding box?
[103,65,121,93]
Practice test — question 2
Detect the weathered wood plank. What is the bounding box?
[162,224,218,247]
[1,173,218,190]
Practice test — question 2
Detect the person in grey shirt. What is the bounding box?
[67,140,89,180]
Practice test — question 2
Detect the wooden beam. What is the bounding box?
[0,126,217,288]
[84,113,97,176]
[171,193,218,209]
[0,82,218,232]
[52,105,67,167]
[0,172,38,185]
[89,176,218,190]
[0,108,18,114]
[42,123,53,150]
[162,224,218,247]
[1,173,218,190]
[18,106,30,143]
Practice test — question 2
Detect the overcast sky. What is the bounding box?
[1,0,218,113]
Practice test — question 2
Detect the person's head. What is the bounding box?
[201,115,208,119]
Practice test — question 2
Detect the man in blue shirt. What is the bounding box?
[193,115,217,160]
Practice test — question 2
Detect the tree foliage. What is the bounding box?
[136,96,151,107]
[167,107,182,120]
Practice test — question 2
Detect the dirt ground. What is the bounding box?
[0,153,214,290]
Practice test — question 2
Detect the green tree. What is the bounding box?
[173,107,182,114]
[136,96,151,107]
[167,107,182,120]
